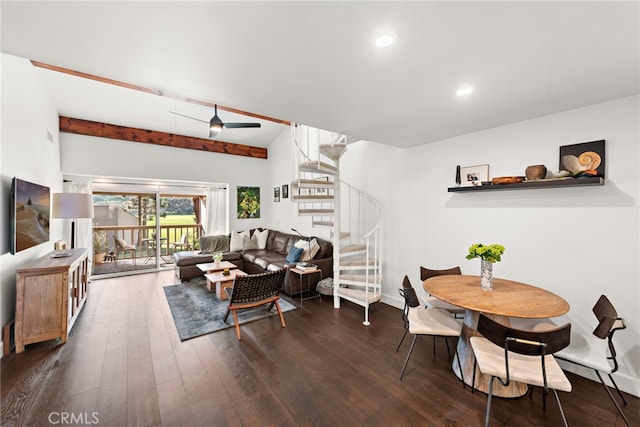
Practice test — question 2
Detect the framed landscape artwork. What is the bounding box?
[11,177,50,253]
[237,186,260,218]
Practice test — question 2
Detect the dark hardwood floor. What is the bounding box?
[2,270,638,426]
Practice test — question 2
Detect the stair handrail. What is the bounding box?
[292,123,314,163]
[339,179,381,207]
[363,215,383,239]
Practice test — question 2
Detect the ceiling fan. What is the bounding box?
[169,104,261,138]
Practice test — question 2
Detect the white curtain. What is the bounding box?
[64,181,93,255]
[204,187,227,236]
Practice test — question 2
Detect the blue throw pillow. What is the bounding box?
[286,246,303,263]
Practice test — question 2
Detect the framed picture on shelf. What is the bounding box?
[559,140,605,178]
[274,186,280,202]
[460,164,489,187]
[282,184,289,199]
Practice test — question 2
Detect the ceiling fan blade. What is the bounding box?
[224,122,262,129]
[168,111,209,124]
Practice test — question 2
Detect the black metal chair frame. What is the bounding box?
[554,294,630,427]
[223,270,287,340]
[420,265,465,319]
[471,314,572,427]
[396,276,464,384]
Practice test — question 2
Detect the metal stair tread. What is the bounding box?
[298,208,334,216]
[339,274,382,282]
[340,258,379,267]
[340,244,367,254]
[335,287,382,304]
[319,143,347,160]
[312,221,334,227]
[299,160,338,174]
[291,194,335,202]
[295,179,334,189]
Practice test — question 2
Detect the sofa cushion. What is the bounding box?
[315,238,332,259]
[173,250,216,267]
[271,231,290,254]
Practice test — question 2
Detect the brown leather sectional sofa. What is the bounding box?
[172,228,333,296]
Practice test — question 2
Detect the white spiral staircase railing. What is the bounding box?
[291,124,383,325]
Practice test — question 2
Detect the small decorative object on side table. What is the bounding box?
[465,243,505,291]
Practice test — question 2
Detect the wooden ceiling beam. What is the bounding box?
[32,60,291,126]
[59,116,268,159]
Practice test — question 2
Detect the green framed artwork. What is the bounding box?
[237,186,260,218]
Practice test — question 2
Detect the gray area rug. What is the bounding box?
[163,279,296,341]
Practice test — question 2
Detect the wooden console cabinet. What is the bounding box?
[15,248,89,353]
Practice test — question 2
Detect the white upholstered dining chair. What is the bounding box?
[470,314,572,427]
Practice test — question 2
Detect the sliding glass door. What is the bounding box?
[92,191,205,277]
[92,192,159,277]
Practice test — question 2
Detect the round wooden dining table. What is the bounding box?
[423,275,570,398]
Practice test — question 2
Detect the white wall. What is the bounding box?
[341,95,640,395]
[0,54,65,351]
[60,132,274,233]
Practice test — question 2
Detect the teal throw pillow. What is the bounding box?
[286,246,303,263]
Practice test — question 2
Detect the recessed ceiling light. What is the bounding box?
[456,86,474,97]
[375,34,394,48]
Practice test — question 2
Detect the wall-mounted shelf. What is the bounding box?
[448,176,604,192]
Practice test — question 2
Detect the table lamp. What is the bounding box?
[52,193,94,249]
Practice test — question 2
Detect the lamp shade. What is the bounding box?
[51,193,94,218]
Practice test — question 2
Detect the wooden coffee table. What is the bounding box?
[204,269,247,300]
[196,261,237,274]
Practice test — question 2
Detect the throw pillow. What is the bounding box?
[229,230,249,251]
[254,228,269,249]
[242,234,259,250]
[286,246,303,263]
[295,238,320,261]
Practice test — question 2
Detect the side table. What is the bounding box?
[290,267,322,306]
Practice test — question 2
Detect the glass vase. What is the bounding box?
[480,259,493,291]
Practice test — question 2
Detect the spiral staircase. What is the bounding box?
[291,124,383,325]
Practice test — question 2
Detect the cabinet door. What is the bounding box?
[22,272,65,340]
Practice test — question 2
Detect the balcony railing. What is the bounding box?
[93,223,204,265]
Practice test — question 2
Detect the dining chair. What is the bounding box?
[553,295,630,426]
[397,275,464,382]
[420,266,465,318]
[470,314,572,427]
[113,235,137,266]
[223,270,287,340]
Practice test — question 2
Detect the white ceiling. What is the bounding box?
[2,1,639,149]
